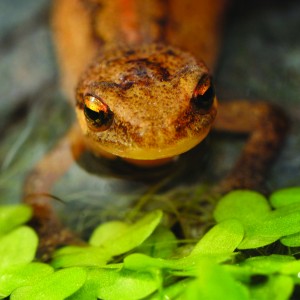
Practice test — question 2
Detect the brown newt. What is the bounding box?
[24,0,288,257]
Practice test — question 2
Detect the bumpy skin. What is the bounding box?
[24,0,288,257]
[215,101,288,192]
[75,45,217,160]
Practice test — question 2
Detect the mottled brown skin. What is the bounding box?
[75,44,217,160]
[215,101,288,192]
[24,0,288,257]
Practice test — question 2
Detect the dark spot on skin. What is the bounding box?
[132,58,170,81]
[133,66,149,77]
[126,58,150,65]
[160,67,171,81]
[125,58,171,82]
[88,81,134,92]
[92,81,120,89]
[105,58,121,66]
[165,49,176,56]
[82,1,105,46]
[120,81,134,90]
[125,49,136,56]
[174,107,195,136]
[156,17,168,28]
[173,102,217,141]
[76,91,84,109]
[153,0,170,43]
[76,100,84,109]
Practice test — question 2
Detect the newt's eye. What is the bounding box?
[83,95,113,131]
[191,75,215,113]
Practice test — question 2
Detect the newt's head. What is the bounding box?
[76,44,217,165]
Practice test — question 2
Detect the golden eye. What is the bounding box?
[83,95,113,131]
[191,74,215,114]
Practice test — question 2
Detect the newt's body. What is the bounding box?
[24,0,288,256]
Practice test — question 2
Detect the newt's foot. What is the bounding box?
[29,214,84,261]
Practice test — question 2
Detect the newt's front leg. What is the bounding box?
[214,100,289,193]
[23,124,86,259]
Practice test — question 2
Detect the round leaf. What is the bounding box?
[0,263,54,298]
[241,255,295,275]
[94,268,159,300]
[270,187,300,208]
[136,226,177,258]
[51,246,110,268]
[281,232,300,247]
[11,267,87,300]
[89,221,129,247]
[250,275,293,300]
[90,210,162,256]
[191,219,244,255]
[214,191,270,225]
[0,226,38,270]
[0,205,32,236]
[184,259,249,300]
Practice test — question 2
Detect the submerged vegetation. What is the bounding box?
[1,187,300,299]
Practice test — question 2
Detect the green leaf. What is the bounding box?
[11,267,87,300]
[136,226,177,258]
[191,219,244,255]
[124,251,232,275]
[123,219,242,273]
[281,231,300,247]
[183,259,249,300]
[239,204,300,249]
[214,190,270,225]
[0,205,32,236]
[0,226,38,270]
[66,268,104,300]
[242,255,300,277]
[214,190,300,249]
[262,204,300,236]
[249,275,294,300]
[148,279,192,300]
[270,187,300,208]
[124,220,242,274]
[222,264,252,284]
[89,221,129,247]
[241,255,295,275]
[97,268,159,300]
[238,233,279,249]
[70,268,159,300]
[51,246,111,268]
[52,211,163,269]
[0,263,54,298]
[280,259,300,275]
[90,210,162,256]
[124,253,173,271]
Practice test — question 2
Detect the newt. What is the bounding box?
[24,0,288,257]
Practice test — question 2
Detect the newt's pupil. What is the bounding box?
[84,106,100,123]
[83,95,113,131]
[191,76,215,113]
[194,85,215,110]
